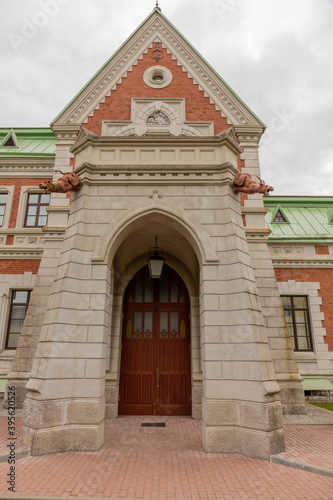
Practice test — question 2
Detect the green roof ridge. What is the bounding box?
[264,196,333,206]
[51,8,265,128]
[0,127,55,136]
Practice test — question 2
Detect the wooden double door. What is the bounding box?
[119,265,191,415]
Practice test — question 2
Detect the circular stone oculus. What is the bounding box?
[143,66,173,89]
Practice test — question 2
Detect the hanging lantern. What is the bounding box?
[148,236,165,279]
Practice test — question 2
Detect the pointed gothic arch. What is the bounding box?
[91,203,219,268]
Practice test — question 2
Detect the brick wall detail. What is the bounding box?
[315,245,329,255]
[84,47,230,136]
[0,260,41,274]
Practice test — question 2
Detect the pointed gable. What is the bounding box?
[51,8,264,136]
[1,129,18,148]
[83,44,231,136]
[273,209,288,223]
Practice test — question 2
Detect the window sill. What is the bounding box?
[294,351,317,361]
[0,350,16,359]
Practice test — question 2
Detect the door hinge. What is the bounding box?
[121,343,123,351]
[188,313,191,320]
[190,395,192,403]
[118,395,121,402]
[189,344,191,352]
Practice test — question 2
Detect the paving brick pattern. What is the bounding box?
[283,403,333,425]
[281,425,333,470]
[0,416,332,499]
[0,413,23,454]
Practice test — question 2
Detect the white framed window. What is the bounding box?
[24,193,50,228]
[5,290,31,349]
[0,272,37,354]
[0,187,14,229]
[0,193,7,227]
[281,295,313,351]
[277,280,330,373]
[16,186,50,229]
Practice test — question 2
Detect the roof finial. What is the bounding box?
[155,1,161,11]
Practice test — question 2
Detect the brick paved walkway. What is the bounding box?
[0,415,332,499]
[280,425,333,470]
[0,416,23,455]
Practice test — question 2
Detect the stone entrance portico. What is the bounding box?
[4,8,306,460]
[16,127,290,459]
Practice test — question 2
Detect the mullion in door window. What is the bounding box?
[134,312,143,337]
[144,312,152,338]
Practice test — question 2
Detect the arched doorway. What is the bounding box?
[119,264,191,415]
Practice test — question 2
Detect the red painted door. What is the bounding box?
[119,265,191,415]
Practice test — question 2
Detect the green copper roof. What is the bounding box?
[51,8,265,128]
[0,128,56,158]
[264,197,333,242]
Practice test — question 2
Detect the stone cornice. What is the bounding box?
[0,157,54,177]
[0,248,43,259]
[76,161,239,187]
[41,227,67,234]
[245,228,271,242]
[51,124,81,142]
[272,258,333,268]
[71,127,244,156]
[242,207,268,215]
[234,126,264,145]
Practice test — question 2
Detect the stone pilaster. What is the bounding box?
[5,236,64,408]
[201,186,285,460]
[247,236,305,414]
[21,191,111,454]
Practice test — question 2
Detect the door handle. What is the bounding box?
[156,368,160,388]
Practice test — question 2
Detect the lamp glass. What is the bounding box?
[148,255,165,278]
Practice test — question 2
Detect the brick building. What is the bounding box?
[0,8,332,459]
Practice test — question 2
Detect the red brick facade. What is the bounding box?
[84,46,230,136]
[0,260,41,274]
[275,268,333,351]
[315,245,329,255]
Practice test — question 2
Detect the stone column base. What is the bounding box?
[21,422,104,456]
[4,376,29,409]
[202,424,285,460]
[21,396,105,455]
[202,397,285,460]
[279,381,306,415]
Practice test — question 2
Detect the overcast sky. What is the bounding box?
[0,0,332,195]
